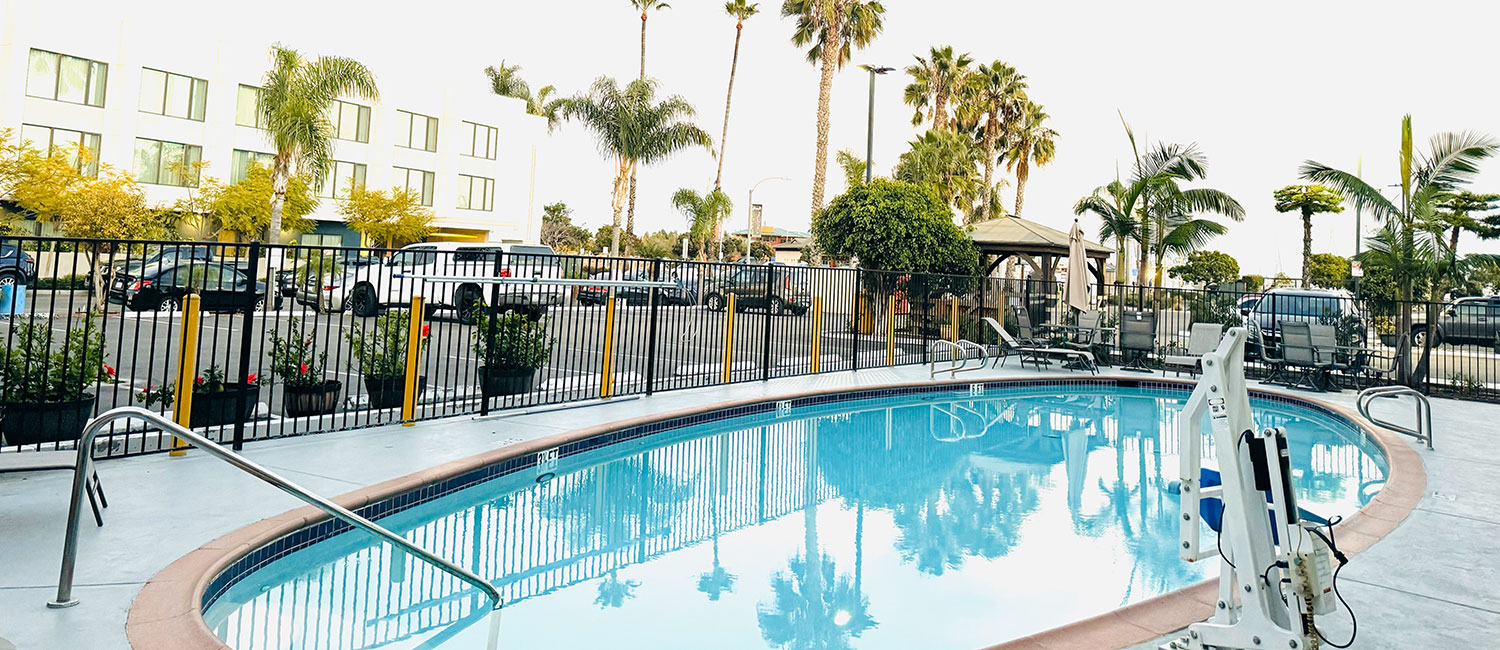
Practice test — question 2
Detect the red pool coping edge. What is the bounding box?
[125,376,1428,650]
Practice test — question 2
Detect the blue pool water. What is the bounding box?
[203,385,1386,650]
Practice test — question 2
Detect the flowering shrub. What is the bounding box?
[0,319,106,403]
[268,317,329,390]
[134,364,258,408]
[345,310,430,380]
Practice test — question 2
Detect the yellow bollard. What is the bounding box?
[810,296,823,373]
[722,293,736,383]
[601,297,617,398]
[401,296,426,426]
[949,297,959,344]
[886,294,896,366]
[170,294,202,456]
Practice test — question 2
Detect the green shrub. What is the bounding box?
[268,317,330,389]
[35,275,90,290]
[1,319,105,403]
[346,310,428,379]
[473,312,553,371]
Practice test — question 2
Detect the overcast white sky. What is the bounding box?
[73,0,1500,274]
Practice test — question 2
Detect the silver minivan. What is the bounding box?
[1245,287,1364,347]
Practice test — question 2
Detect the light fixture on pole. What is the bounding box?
[747,176,789,260]
[858,64,894,183]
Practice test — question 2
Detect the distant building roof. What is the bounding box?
[731,226,811,239]
[773,239,808,251]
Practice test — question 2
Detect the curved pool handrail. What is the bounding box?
[929,340,965,377]
[47,407,504,611]
[955,340,988,376]
[1356,385,1434,450]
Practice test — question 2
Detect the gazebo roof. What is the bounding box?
[969,216,1112,258]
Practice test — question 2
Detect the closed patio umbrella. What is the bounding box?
[1065,219,1091,312]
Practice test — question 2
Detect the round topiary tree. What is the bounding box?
[812,179,980,290]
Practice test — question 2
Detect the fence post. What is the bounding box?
[949,297,959,344]
[170,294,202,457]
[886,294,896,366]
[810,296,822,373]
[922,282,930,366]
[479,250,505,417]
[853,270,862,371]
[601,296,617,398]
[232,242,260,451]
[402,296,426,425]
[645,259,662,395]
[722,293,737,383]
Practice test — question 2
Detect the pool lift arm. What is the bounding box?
[1171,328,1346,650]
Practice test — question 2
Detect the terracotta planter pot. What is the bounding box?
[479,366,537,397]
[188,383,259,428]
[1,395,94,446]
[363,375,427,410]
[282,380,342,418]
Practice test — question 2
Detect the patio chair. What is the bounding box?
[0,451,108,527]
[985,317,1096,374]
[1009,307,1049,346]
[1118,312,1157,372]
[1257,326,1289,386]
[1280,322,1327,391]
[1058,310,1103,370]
[1354,335,1405,387]
[1163,323,1224,378]
[1309,324,1354,391]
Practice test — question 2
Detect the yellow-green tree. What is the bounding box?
[0,129,87,235]
[180,165,317,241]
[56,166,172,308]
[338,186,435,249]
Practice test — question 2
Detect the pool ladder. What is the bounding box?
[930,339,987,378]
[1357,385,1434,450]
[47,407,504,613]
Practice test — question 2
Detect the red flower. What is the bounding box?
[299,362,309,375]
[246,373,258,385]
[195,376,206,386]
[421,324,431,338]
[103,364,116,377]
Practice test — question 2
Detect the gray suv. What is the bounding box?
[1412,296,1500,347]
[703,264,811,316]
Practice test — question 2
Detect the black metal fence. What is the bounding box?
[0,236,1493,459]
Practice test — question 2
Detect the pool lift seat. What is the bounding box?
[1168,327,1354,650]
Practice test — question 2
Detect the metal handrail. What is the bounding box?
[1357,385,1434,450]
[48,407,503,611]
[393,273,677,288]
[929,340,964,377]
[956,340,988,375]
[929,339,987,378]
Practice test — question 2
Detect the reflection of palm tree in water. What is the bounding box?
[698,444,737,601]
[1108,396,1202,602]
[594,568,641,608]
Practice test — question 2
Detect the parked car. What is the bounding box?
[109,262,276,312]
[1237,293,1261,316]
[297,242,565,321]
[1411,296,1500,347]
[577,270,694,306]
[0,243,37,288]
[703,264,811,315]
[1245,287,1365,353]
[102,245,215,286]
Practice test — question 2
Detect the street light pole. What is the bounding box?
[747,176,789,260]
[858,65,894,184]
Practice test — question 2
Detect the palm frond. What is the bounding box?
[1297,161,1400,222]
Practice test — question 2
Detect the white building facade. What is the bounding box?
[0,1,548,246]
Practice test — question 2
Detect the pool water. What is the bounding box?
[204,386,1386,650]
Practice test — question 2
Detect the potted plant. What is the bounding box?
[0,320,106,446]
[134,365,260,428]
[1373,315,1398,347]
[346,310,429,409]
[473,311,553,396]
[269,317,342,417]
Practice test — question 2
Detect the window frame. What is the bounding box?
[395,167,436,206]
[138,67,208,121]
[456,173,495,211]
[26,48,108,107]
[315,161,369,199]
[461,121,498,159]
[328,99,372,143]
[19,123,102,176]
[230,149,276,184]
[235,84,265,128]
[397,110,439,152]
[133,137,203,187]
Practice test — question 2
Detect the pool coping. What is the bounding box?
[124,375,1427,650]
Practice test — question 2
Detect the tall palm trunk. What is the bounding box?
[933,90,948,132]
[267,154,293,243]
[1012,159,1029,218]
[1300,207,1313,288]
[977,112,998,221]
[610,158,633,257]
[714,21,746,192]
[808,6,845,217]
[1114,235,1129,284]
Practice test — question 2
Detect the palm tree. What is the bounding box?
[558,77,714,257]
[902,45,974,132]
[893,129,981,225]
[672,188,733,260]
[1141,172,1244,287]
[835,148,867,188]
[1074,180,1136,284]
[781,0,887,217]
[963,60,1027,221]
[624,0,673,242]
[1300,115,1498,381]
[714,0,761,191]
[258,45,378,243]
[1272,185,1345,287]
[1002,100,1057,219]
[483,62,563,128]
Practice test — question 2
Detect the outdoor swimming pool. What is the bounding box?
[201,383,1387,650]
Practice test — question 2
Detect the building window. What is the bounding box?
[325,99,371,143]
[235,85,264,128]
[133,138,202,187]
[139,68,208,121]
[300,233,344,247]
[19,124,102,176]
[396,167,435,206]
[462,121,498,159]
[26,49,108,107]
[396,110,439,152]
[230,149,275,184]
[456,174,494,211]
[316,161,368,199]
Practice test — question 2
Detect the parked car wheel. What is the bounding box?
[157,297,180,312]
[705,293,725,311]
[455,285,484,325]
[349,284,379,318]
[768,297,785,316]
[251,297,266,312]
[0,270,19,289]
[1411,327,1442,349]
[791,306,809,317]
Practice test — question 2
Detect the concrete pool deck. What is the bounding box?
[0,363,1487,650]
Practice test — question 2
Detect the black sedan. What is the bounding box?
[109,262,278,312]
[577,271,694,307]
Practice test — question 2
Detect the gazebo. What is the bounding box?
[968,216,1113,291]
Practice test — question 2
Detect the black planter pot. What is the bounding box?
[1,395,95,446]
[283,380,343,418]
[189,383,260,428]
[363,375,427,410]
[479,366,538,396]
[1379,333,1399,347]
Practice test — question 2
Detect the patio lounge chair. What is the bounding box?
[1163,323,1224,378]
[985,317,1096,374]
[1119,312,1157,372]
[1280,322,1327,391]
[1058,310,1104,371]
